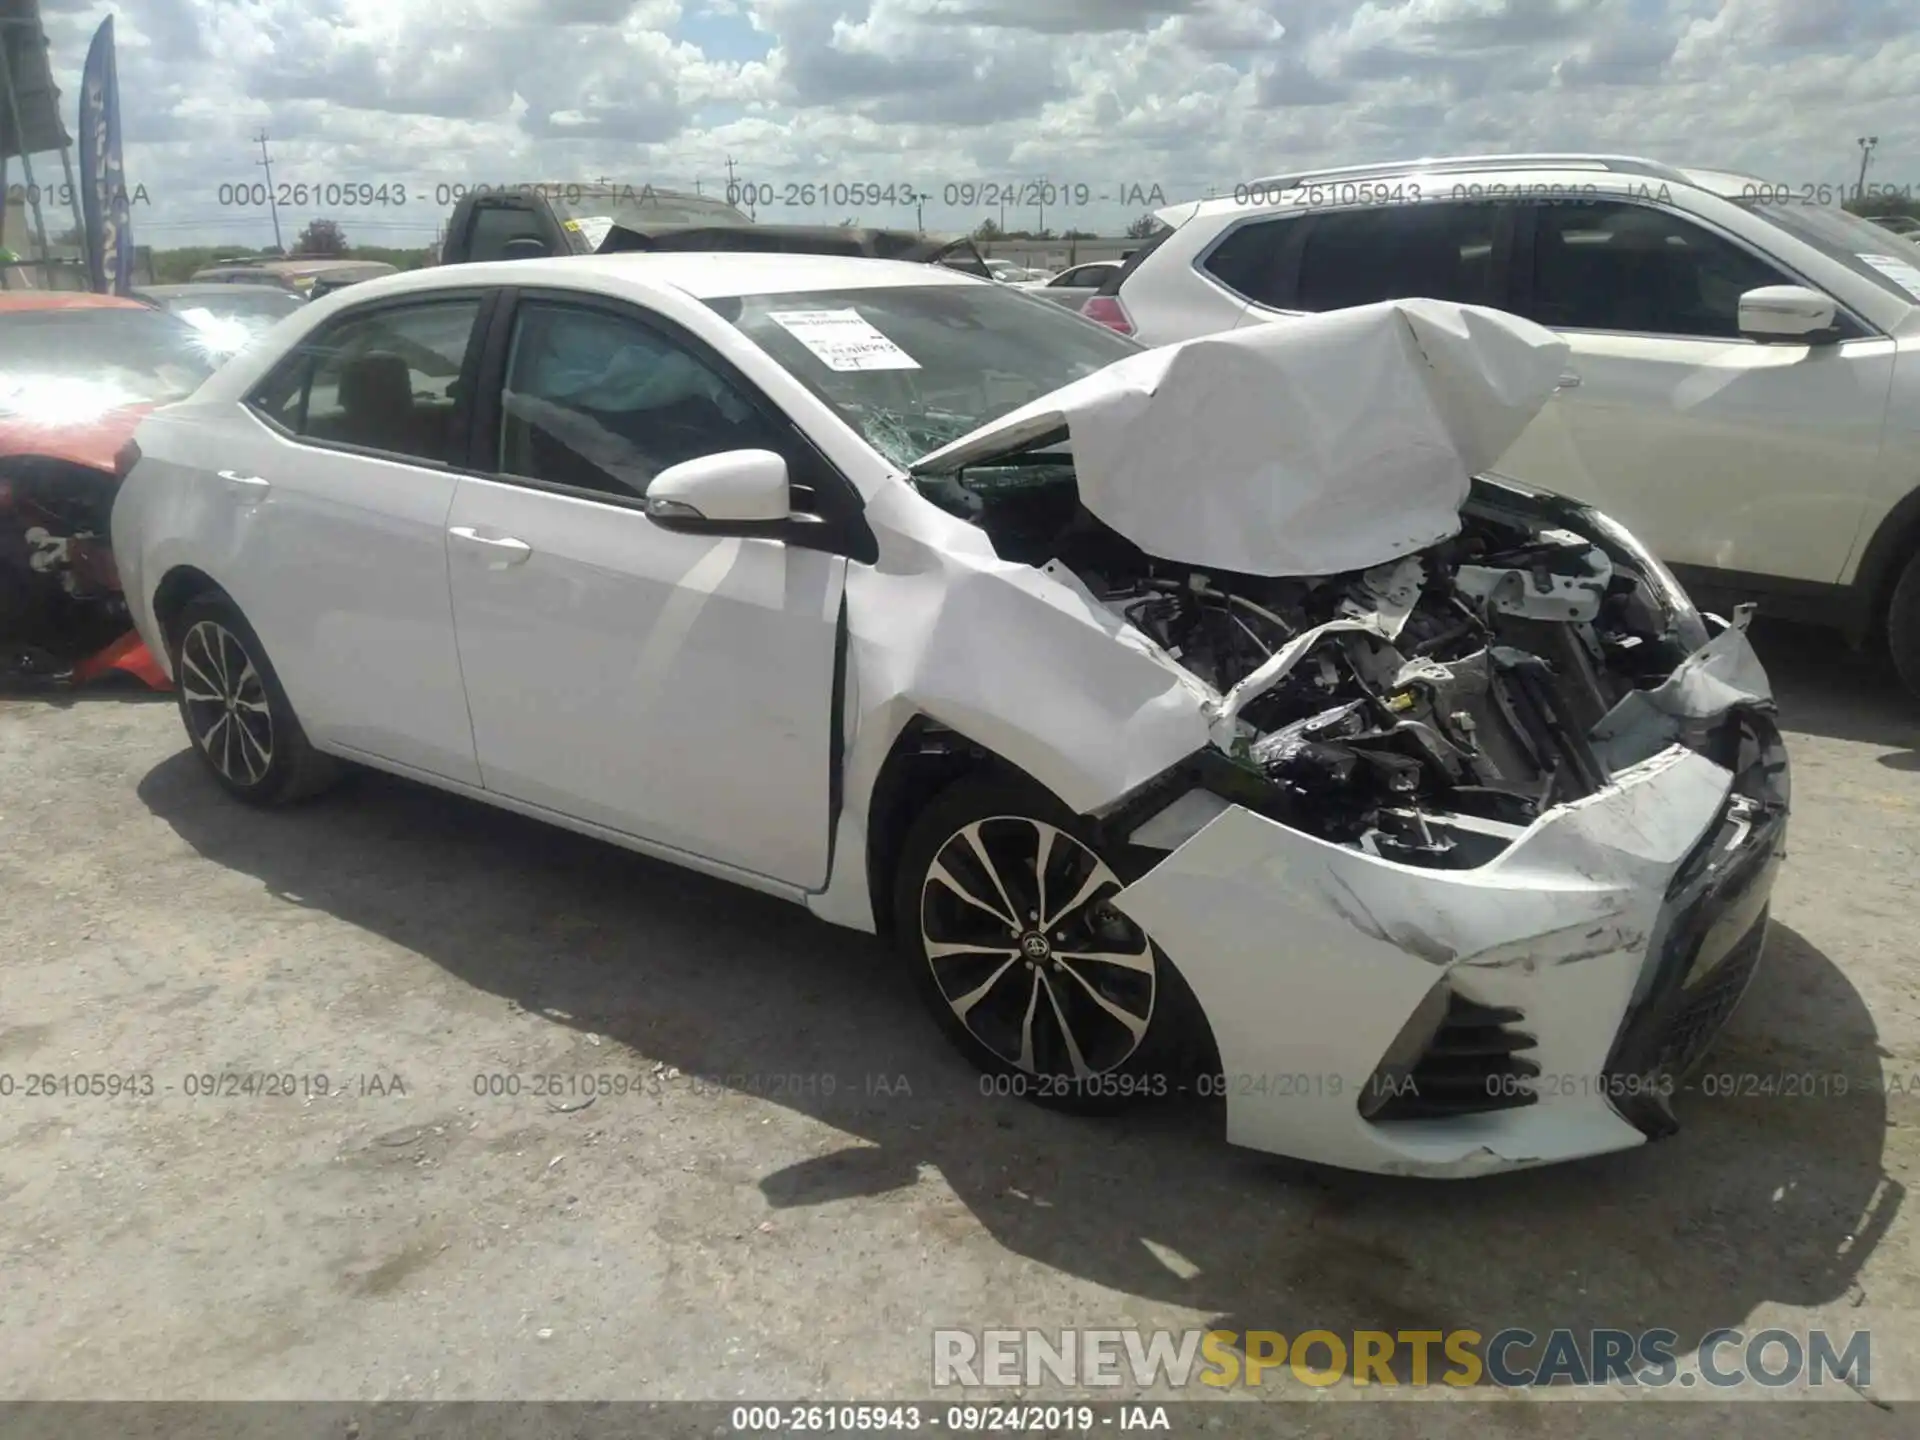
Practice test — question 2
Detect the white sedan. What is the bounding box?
[112,254,1789,1177]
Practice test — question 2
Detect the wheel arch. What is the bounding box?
[869,724,1224,1086]
[862,715,1033,941]
[1848,483,1920,645]
[151,564,230,649]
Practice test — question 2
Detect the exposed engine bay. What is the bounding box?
[0,457,132,679]
[913,456,1723,870]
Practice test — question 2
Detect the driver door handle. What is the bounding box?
[218,470,272,494]
[449,526,534,568]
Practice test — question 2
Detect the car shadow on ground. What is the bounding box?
[1750,619,1919,768]
[138,733,1901,1393]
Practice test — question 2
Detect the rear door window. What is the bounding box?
[248,299,482,465]
[1293,202,1501,311]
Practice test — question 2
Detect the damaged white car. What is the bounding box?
[112,255,1789,1178]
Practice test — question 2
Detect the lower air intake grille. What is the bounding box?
[1366,995,1539,1121]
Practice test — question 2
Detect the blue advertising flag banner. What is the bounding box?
[78,15,133,295]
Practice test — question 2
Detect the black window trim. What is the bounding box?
[464,285,879,564]
[241,287,500,471]
[1510,197,1883,344]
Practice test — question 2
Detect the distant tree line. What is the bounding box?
[147,217,434,282]
[971,217,1142,242]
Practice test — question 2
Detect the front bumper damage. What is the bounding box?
[1110,626,1788,1179]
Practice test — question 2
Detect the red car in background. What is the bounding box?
[1,293,219,688]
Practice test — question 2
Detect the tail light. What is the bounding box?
[113,439,142,480]
[1081,294,1134,336]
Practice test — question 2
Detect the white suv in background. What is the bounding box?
[1085,154,1920,696]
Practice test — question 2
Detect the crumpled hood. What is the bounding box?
[912,298,1572,578]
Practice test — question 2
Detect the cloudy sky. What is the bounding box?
[12,0,1919,249]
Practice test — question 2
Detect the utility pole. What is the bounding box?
[1856,136,1879,201]
[914,190,928,233]
[255,130,284,253]
[725,155,752,218]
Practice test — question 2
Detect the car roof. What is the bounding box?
[348,251,986,302]
[1671,167,1769,198]
[1161,154,1770,226]
[0,291,151,312]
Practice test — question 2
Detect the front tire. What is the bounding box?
[170,593,341,806]
[1889,550,1920,700]
[893,773,1203,1114]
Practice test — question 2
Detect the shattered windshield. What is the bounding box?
[708,283,1142,466]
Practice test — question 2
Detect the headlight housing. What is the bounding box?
[1577,505,1710,653]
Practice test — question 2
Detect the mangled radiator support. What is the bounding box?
[1064,544,1786,1177]
[1052,518,1787,1177]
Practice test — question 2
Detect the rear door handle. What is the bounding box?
[449,526,533,568]
[218,470,272,494]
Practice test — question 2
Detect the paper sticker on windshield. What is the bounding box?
[573,215,614,250]
[1860,252,1920,300]
[767,309,921,371]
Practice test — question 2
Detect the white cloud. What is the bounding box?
[14,0,1918,247]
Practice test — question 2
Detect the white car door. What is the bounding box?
[1494,199,1895,586]
[443,293,849,888]
[214,294,489,784]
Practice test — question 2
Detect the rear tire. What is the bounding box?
[1889,550,1920,701]
[170,593,342,806]
[892,773,1206,1115]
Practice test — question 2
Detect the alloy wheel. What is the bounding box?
[179,619,274,786]
[919,817,1156,1078]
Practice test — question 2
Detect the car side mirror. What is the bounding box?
[645,449,794,534]
[501,236,552,261]
[1739,285,1838,344]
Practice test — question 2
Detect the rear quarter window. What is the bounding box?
[1197,217,1296,305]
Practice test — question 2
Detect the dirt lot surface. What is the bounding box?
[2,621,1917,1434]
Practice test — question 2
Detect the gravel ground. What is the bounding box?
[1,619,1917,1434]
